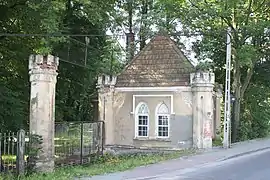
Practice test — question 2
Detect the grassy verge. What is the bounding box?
[1,149,196,180]
[212,138,223,147]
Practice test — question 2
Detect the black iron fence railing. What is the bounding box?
[0,121,104,175]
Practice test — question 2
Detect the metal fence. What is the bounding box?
[55,121,104,166]
[0,121,104,175]
[0,130,28,175]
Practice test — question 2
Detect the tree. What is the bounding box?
[110,0,157,62]
[0,0,66,131]
[173,0,270,141]
[0,0,122,131]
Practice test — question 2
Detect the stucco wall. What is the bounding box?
[172,90,193,148]
[113,91,133,145]
[112,88,193,149]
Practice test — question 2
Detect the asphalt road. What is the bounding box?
[81,139,270,180]
[153,149,270,180]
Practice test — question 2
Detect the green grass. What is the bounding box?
[1,149,197,180]
[212,138,223,147]
[1,155,28,164]
[2,155,17,161]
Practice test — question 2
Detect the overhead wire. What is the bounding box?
[1,33,125,69]
[0,33,125,37]
[0,0,233,71]
[0,31,212,69]
[0,32,208,38]
[0,30,228,69]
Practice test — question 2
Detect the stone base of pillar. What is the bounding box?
[193,138,212,149]
[202,138,212,149]
[35,160,54,173]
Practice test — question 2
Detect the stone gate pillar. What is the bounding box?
[191,71,215,149]
[213,87,223,139]
[96,75,117,146]
[29,54,59,172]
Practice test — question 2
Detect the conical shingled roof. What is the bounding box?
[115,35,195,87]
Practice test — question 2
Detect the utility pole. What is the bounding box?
[223,27,232,149]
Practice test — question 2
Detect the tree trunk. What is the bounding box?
[139,0,148,50]
[128,1,133,33]
[126,1,134,62]
[232,59,241,142]
[232,85,241,142]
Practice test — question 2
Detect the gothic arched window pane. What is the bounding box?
[156,102,170,138]
[157,103,169,114]
[138,103,149,114]
[136,102,149,137]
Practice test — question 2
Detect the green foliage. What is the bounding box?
[212,138,223,147]
[237,45,258,67]
[1,0,269,143]
[171,0,270,141]
[90,150,187,164]
[195,61,214,72]
[239,85,270,141]
[0,85,26,132]
[26,134,43,174]
[0,0,122,130]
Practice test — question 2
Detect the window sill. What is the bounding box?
[133,137,171,142]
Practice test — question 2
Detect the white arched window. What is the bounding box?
[156,103,170,138]
[135,102,149,137]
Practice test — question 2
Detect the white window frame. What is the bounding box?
[135,102,149,138]
[131,95,174,114]
[115,86,191,92]
[155,103,170,138]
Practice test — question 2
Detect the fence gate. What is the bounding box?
[0,130,26,175]
[54,121,104,167]
[1,121,105,174]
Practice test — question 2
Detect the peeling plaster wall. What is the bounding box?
[29,54,58,172]
[98,73,216,149]
[112,89,193,149]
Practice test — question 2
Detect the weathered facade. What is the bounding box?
[97,35,221,149]
[29,54,59,172]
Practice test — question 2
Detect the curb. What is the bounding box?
[131,146,270,180]
[78,138,270,180]
[221,146,270,161]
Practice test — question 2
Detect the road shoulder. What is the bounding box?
[80,138,270,180]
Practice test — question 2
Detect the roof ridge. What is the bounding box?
[115,34,195,87]
[170,40,195,68]
[116,36,157,76]
[118,35,175,76]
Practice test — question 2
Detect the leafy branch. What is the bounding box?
[26,134,43,175]
[195,61,214,72]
